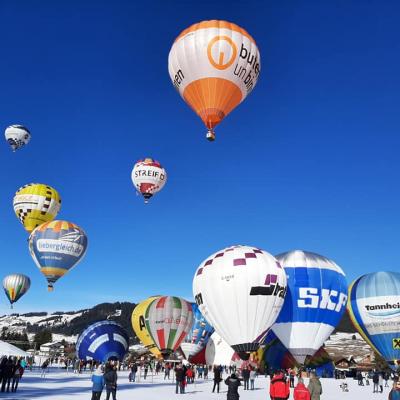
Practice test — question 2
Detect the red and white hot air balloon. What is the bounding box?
[131,158,167,204]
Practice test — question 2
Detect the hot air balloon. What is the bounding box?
[28,220,88,291]
[193,245,287,360]
[13,183,61,233]
[5,125,31,151]
[348,271,400,370]
[2,274,31,308]
[180,303,214,360]
[205,331,236,366]
[144,296,193,358]
[76,321,129,362]
[169,20,261,141]
[272,250,348,364]
[131,158,167,203]
[131,296,162,357]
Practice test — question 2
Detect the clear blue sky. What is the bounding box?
[0,0,399,313]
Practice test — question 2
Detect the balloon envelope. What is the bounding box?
[169,20,261,140]
[145,296,193,357]
[348,271,400,369]
[13,183,61,233]
[193,245,287,359]
[5,125,31,151]
[131,158,167,203]
[272,250,348,364]
[76,321,129,362]
[180,303,214,360]
[2,274,30,306]
[29,220,88,290]
[131,296,162,357]
[205,332,235,366]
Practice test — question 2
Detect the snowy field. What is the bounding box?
[5,369,393,400]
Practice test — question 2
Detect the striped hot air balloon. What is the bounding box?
[348,271,400,370]
[145,296,193,358]
[28,220,88,291]
[169,20,261,141]
[2,274,31,308]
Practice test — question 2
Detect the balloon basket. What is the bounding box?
[206,130,216,141]
[47,285,54,292]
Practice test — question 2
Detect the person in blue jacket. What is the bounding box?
[91,366,105,400]
[389,379,400,400]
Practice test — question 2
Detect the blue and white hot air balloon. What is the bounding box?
[76,321,129,362]
[348,271,400,370]
[180,303,214,360]
[272,250,348,364]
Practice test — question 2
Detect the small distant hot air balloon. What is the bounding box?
[13,183,61,233]
[5,125,31,152]
[180,303,214,360]
[272,250,348,364]
[2,274,31,308]
[144,296,193,358]
[131,296,162,358]
[76,321,129,362]
[131,158,167,203]
[169,20,261,141]
[348,271,400,371]
[28,220,88,291]
[193,245,287,360]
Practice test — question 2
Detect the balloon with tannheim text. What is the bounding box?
[193,245,287,360]
[348,271,400,370]
[169,20,261,141]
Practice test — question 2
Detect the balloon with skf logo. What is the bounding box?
[13,183,61,233]
[28,220,88,291]
[5,125,31,152]
[347,271,400,370]
[169,20,261,141]
[2,274,31,308]
[76,320,129,362]
[272,250,348,364]
[131,158,167,204]
[180,302,214,360]
[144,296,193,358]
[193,245,287,360]
[131,296,162,357]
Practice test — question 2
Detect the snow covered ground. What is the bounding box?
[7,369,393,400]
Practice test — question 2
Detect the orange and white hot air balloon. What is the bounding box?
[168,20,261,141]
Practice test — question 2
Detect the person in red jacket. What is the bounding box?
[270,370,290,400]
[294,378,311,400]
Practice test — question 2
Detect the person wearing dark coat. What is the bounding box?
[104,365,118,400]
[175,364,186,394]
[1,358,14,392]
[11,361,22,392]
[0,357,8,389]
[213,365,223,393]
[225,373,241,400]
[241,367,250,390]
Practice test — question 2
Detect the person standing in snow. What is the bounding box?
[294,378,310,400]
[379,373,384,393]
[307,372,322,400]
[225,373,241,400]
[213,365,223,393]
[241,366,250,390]
[91,366,104,400]
[104,364,118,400]
[389,379,400,400]
[174,364,186,394]
[249,368,256,390]
[269,370,290,400]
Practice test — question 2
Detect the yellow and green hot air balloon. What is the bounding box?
[131,297,162,358]
[13,183,61,233]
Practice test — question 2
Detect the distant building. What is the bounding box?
[39,342,65,357]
